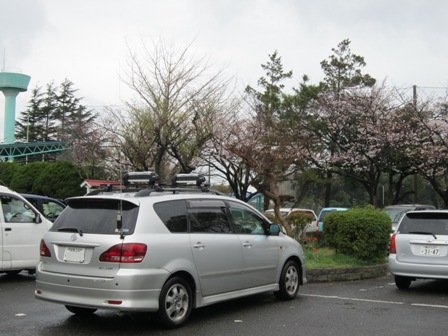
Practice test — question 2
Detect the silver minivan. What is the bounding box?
[35,190,306,328]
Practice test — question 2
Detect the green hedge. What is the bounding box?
[0,161,84,199]
[324,207,391,262]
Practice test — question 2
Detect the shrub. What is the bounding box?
[10,162,47,193]
[324,207,391,262]
[0,162,20,187]
[34,161,84,198]
[285,211,315,243]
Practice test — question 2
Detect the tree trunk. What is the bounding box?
[324,170,332,207]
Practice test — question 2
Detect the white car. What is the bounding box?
[0,185,53,275]
[35,181,306,328]
[389,210,448,289]
[264,208,318,233]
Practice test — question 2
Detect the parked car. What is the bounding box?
[384,204,436,232]
[35,178,306,328]
[389,210,448,289]
[21,193,66,222]
[264,208,317,233]
[316,207,349,233]
[0,186,53,275]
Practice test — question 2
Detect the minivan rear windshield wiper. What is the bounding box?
[408,231,437,239]
[57,227,83,236]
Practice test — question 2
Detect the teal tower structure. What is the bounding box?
[0,72,31,144]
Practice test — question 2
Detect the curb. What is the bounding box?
[306,263,389,283]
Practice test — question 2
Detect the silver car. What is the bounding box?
[388,210,448,289]
[35,190,306,328]
[384,204,436,232]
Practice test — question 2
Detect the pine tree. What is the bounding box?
[55,79,95,142]
[16,79,99,165]
[16,86,48,142]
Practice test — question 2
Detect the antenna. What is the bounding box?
[115,151,124,238]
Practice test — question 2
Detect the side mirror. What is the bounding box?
[269,223,281,236]
[35,213,42,224]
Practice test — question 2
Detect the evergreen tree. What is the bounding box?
[16,87,45,142]
[41,82,59,141]
[55,79,95,142]
[15,79,99,166]
[316,39,376,206]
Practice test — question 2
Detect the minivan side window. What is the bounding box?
[228,202,266,235]
[154,200,188,233]
[1,196,37,223]
[188,208,231,233]
[186,199,231,234]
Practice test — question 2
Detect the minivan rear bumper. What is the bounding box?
[35,263,170,311]
[388,255,448,279]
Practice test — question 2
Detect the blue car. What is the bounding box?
[317,207,349,232]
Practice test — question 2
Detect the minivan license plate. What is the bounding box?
[63,247,85,263]
[420,246,440,256]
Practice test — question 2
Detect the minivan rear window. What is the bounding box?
[50,198,139,235]
[398,212,448,235]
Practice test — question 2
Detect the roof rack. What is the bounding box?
[134,186,224,197]
[85,172,224,197]
[122,171,160,187]
[171,173,207,188]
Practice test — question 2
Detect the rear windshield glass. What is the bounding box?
[398,212,448,235]
[50,198,139,235]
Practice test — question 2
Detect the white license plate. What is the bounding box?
[63,247,85,263]
[420,246,440,256]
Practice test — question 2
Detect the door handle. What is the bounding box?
[242,241,252,248]
[4,227,12,232]
[193,242,205,249]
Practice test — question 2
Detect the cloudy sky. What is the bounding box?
[1,0,447,136]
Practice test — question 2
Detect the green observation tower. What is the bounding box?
[0,72,30,144]
[0,72,70,161]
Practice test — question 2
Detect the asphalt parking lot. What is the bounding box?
[1,272,448,336]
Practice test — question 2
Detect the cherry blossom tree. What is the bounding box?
[399,97,448,206]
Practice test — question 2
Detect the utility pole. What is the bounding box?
[413,85,418,204]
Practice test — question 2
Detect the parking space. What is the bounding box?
[2,272,448,335]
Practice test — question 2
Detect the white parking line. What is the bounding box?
[411,303,448,309]
[301,294,448,310]
[301,293,404,305]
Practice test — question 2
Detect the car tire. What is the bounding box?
[65,305,97,315]
[158,276,192,328]
[394,275,412,290]
[275,260,300,300]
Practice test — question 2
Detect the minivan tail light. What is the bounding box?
[40,239,51,257]
[389,233,397,254]
[99,243,147,263]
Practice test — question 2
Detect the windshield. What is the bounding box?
[51,198,139,235]
[318,210,334,221]
[385,208,410,223]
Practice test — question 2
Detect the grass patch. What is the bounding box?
[304,247,372,269]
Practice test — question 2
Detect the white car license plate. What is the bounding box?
[420,246,440,256]
[63,247,85,263]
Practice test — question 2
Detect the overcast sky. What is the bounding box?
[1,0,447,138]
